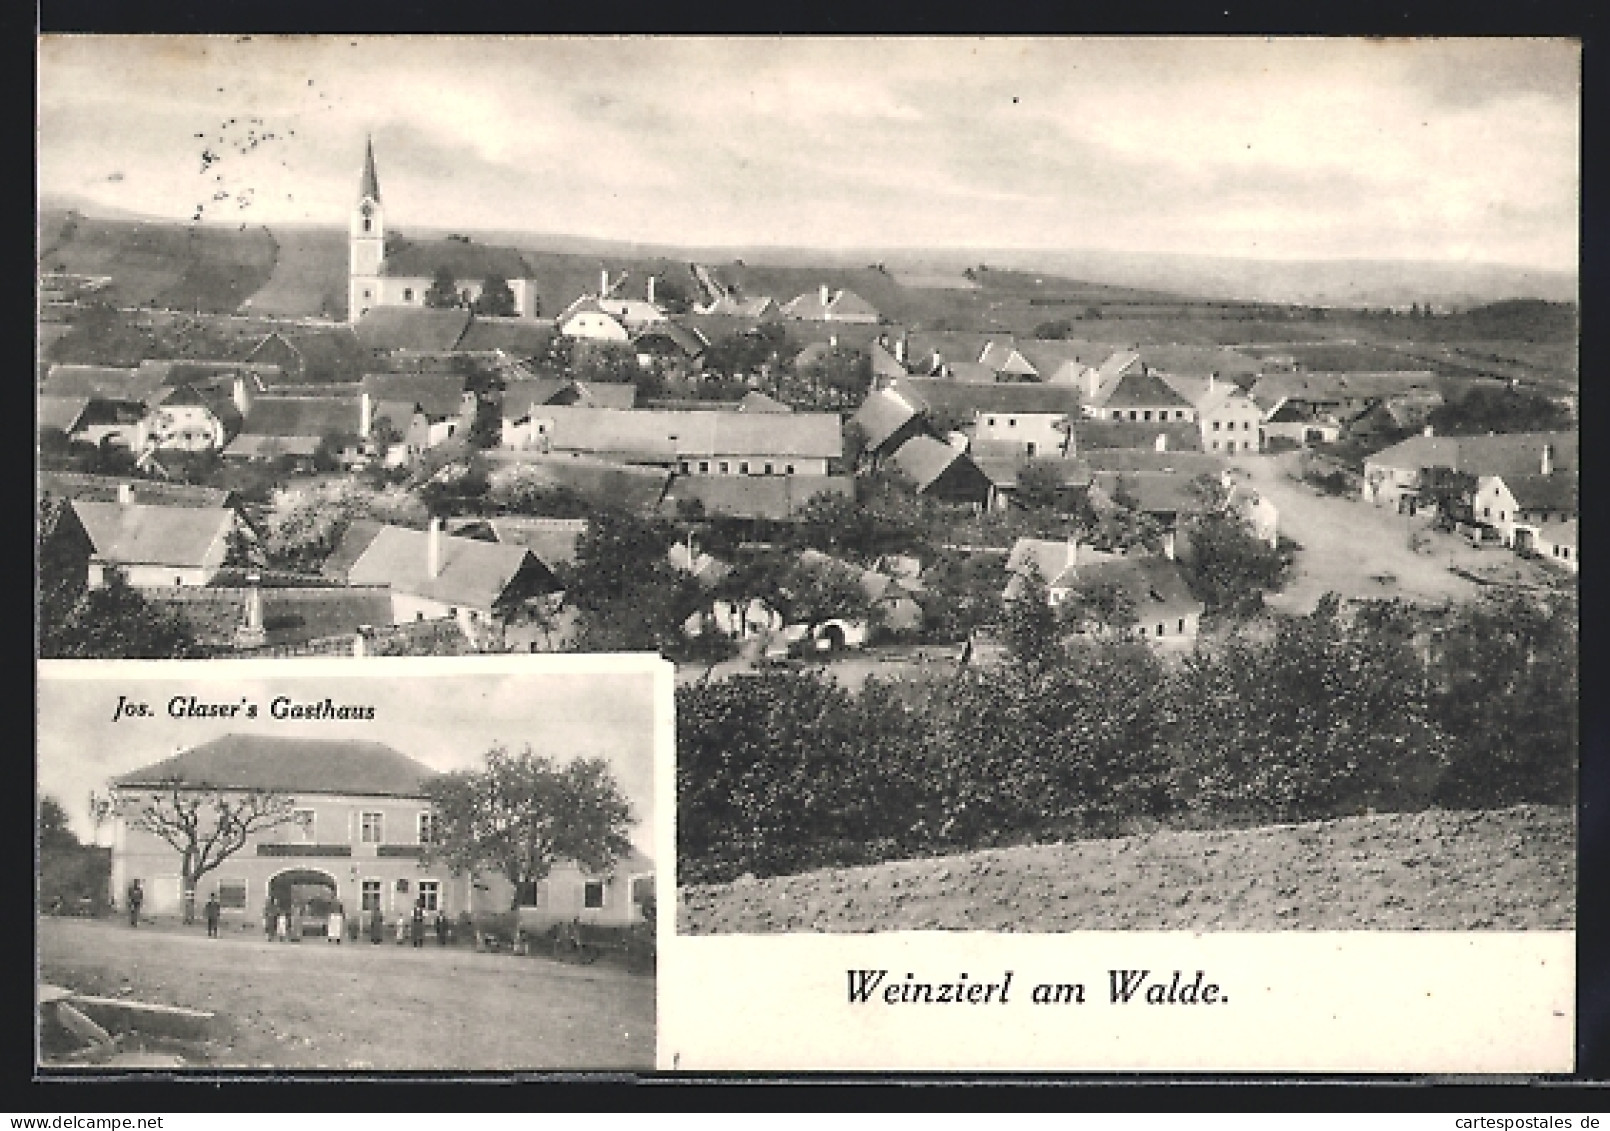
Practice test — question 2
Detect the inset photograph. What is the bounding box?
[38,658,660,1071]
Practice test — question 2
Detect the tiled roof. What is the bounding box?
[889,435,969,492]
[849,388,922,451]
[320,519,386,581]
[38,395,91,432]
[116,734,437,798]
[454,318,555,358]
[347,523,551,611]
[780,288,880,323]
[632,323,706,358]
[242,395,363,438]
[943,361,998,384]
[1073,555,1204,623]
[1072,419,1202,452]
[72,500,233,568]
[40,472,234,510]
[867,342,907,381]
[1091,366,1195,410]
[381,238,533,282]
[1137,344,1262,379]
[1495,472,1578,514]
[1365,431,1577,480]
[1091,470,1213,516]
[42,365,162,403]
[145,584,393,649]
[979,340,1039,377]
[222,434,322,459]
[353,307,473,353]
[484,516,589,569]
[599,298,667,327]
[1017,340,1129,377]
[660,474,855,522]
[1079,449,1226,476]
[972,456,1091,491]
[535,406,842,461]
[899,378,1086,418]
[482,452,672,515]
[737,391,793,414]
[360,373,469,418]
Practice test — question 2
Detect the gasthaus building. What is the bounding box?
[108,734,652,936]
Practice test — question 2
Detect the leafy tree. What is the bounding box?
[999,561,1062,676]
[777,555,878,636]
[425,744,634,910]
[1429,591,1577,808]
[39,796,80,854]
[1014,461,1073,513]
[561,508,705,653]
[795,346,872,409]
[570,340,641,385]
[111,776,297,922]
[485,465,592,519]
[1178,510,1293,616]
[260,482,428,571]
[1427,385,1572,435]
[39,796,111,916]
[1058,578,1138,638]
[919,550,1004,647]
[423,267,461,309]
[39,574,203,659]
[472,274,517,317]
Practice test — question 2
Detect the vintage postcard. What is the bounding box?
[36,36,1578,1074]
[37,655,669,1071]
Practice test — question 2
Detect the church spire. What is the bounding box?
[359,135,381,203]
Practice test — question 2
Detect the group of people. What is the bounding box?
[364,897,451,948]
[122,880,454,949]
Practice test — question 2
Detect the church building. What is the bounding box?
[349,139,541,323]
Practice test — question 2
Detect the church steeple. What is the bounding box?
[359,135,382,203]
[349,136,386,324]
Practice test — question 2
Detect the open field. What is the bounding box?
[247,226,349,319]
[38,916,653,1070]
[679,804,1575,934]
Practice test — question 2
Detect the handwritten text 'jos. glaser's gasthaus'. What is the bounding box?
[112,694,376,722]
[848,969,1229,1007]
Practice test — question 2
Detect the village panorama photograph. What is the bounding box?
[35,38,1576,938]
[36,661,658,1071]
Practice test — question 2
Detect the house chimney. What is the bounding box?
[894,336,906,364]
[1423,424,1434,438]
[829,334,838,349]
[117,482,135,507]
[427,517,444,579]
[1541,443,1553,476]
[819,284,830,308]
[232,374,253,416]
[352,625,372,659]
[1155,432,1168,453]
[1086,367,1100,400]
[360,391,373,438]
[1208,372,1217,394]
[1162,530,1176,561]
[1065,539,1078,572]
[647,275,656,305]
[600,267,610,297]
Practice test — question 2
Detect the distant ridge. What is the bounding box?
[37,194,1576,311]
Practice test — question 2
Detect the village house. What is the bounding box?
[335,518,558,644]
[40,365,165,449]
[360,373,479,456]
[891,378,1088,459]
[224,393,367,466]
[1360,430,1577,514]
[348,140,539,322]
[1004,538,1204,645]
[71,492,239,589]
[246,327,367,384]
[143,577,395,655]
[1533,518,1578,573]
[39,471,237,511]
[499,378,638,449]
[977,339,1041,381]
[353,306,476,359]
[1079,361,1198,426]
[1157,373,1264,454]
[1022,340,1130,388]
[480,451,674,516]
[1473,465,1579,553]
[780,284,881,324]
[557,295,633,342]
[1251,371,1439,447]
[108,735,654,933]
[971,455,1092,513]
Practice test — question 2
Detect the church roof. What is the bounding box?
[381,238,533,283]
[360,137,381,202]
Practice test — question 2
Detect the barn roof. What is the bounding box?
[72,500,233,568]
[346,524,548,611]
[242,395,363,438]
[381,238,533,282]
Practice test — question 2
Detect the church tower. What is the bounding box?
[349,137,385,323]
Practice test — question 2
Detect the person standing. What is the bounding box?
[204,893,221,938]
[263,899,276,941]
[369,904,384,945]
[434,910,448,947]
[276,907,289,943]
[127,880,143,929]
[327,902,344,945]
[410,900,426,948]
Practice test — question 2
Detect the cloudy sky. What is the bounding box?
[37,36,1579,269]
[37,663,660,853]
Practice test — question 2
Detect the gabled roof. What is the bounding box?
[497,378,571,413]
[354,307,473,353]
[136,360,270,390]
[242,395,363,438]
[40,471,235,510]
[347,524,549,611]
[115,735,436,798]
[573,381,638,410]
[1017,340,1129,377]
[631,322,706,358]
[598,298,667,327]
[38,395,91,432]
[558,298,630,334]
[320,519,386,581]
[360,373,470,418]
[248,328,366,381]
[850,388,923,451]
[1095,351,1143,383]
[221,434,322,460]
[1136,344,1262,380]
[867,342,907,380]
[1079,448,1226,476]
[1490,472,1578,514]
[701,295,776,318]
[1091,470,1213,517]
[972,456,1092,491]
[889,435,971,492]
[737,391,792,414]
[780,288,880,322]
[1537,517,1577,547]
[1155,373,1253,414]
[72,500,233,568]
[381,238,533,282]
[944,361,999,384]
[1006,538,1098,592]
[978,340,1039,378]
[1071,554,1204,623]
[660,474,855,522]
[1364,431,1578,480]
[41,364,163,403]
[483,517,589,569]
[1090,365,1195,410]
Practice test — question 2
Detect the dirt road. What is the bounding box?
[679,805,1575,934]
[1235,453,1549,613]
[38,917,653,1070]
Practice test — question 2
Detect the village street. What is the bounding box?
[38,915,654,1070]
[1235,452,1546,614]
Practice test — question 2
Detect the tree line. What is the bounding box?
[677,589,1577,884]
